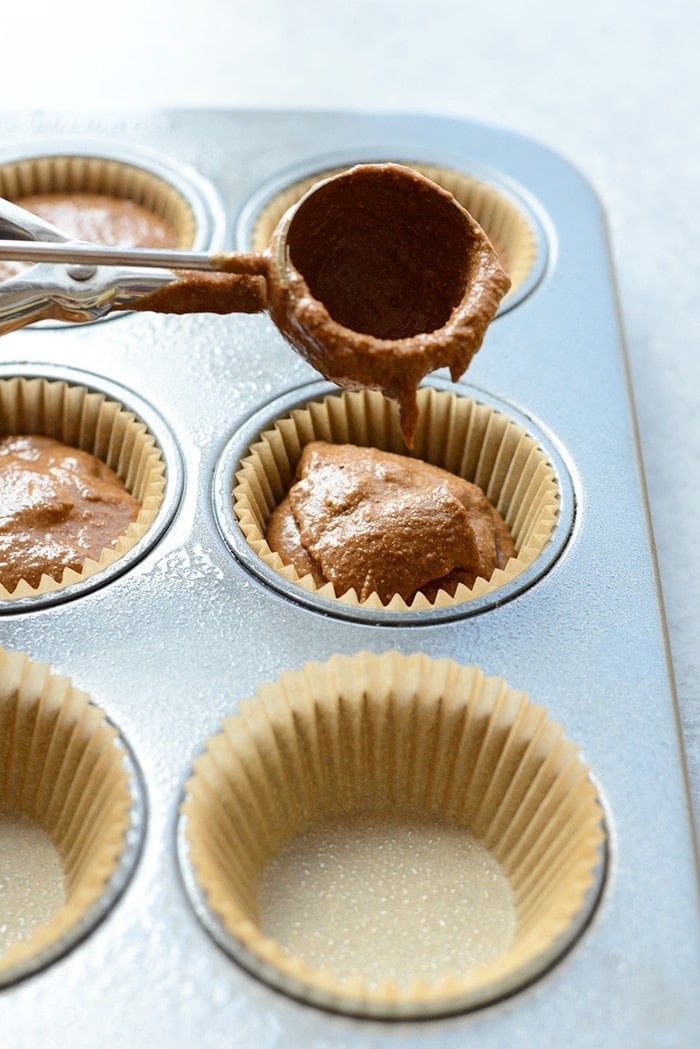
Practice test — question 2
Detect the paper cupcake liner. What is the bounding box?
[0,152,196,249]
[232,386,560,612]
[0,375,166,601]
[248,163,538,301]
[0,644,143,982]
[179,651,606,1018]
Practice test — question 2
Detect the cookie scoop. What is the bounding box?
[0,164,510,444]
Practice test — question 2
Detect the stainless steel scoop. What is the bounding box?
[0,196,248,333]
[0,164,511,443]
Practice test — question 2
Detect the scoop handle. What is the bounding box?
[0,239,272,330]
[0,281,55,333]
[0,239,267,274]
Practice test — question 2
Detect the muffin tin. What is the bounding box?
[0,109,698,1047]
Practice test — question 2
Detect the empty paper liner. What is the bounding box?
[0,644,143,983]
[179,651,606,1018]
[248,162,539,303]
[232,386,560,612]
[0,374,166,601]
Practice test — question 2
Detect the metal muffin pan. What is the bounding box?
[0,109,698,1047]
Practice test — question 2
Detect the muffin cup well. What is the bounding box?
[231,386,561,612]
[247,162,541,306]
[0,151,195,250]
[179,651,606,1018]
[0,375,166,601]
[0,644,143,983]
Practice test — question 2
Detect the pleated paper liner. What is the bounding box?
[0,151,195,249]
[0,375,166,601]
[248,162,538,302]
[0,644,143,984]
[232,386,560,612]
[179,651,606,1018]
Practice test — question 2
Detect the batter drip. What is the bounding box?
[127,165,511,446]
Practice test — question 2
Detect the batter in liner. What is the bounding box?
[0,435,140,592]
[266,441,515,603]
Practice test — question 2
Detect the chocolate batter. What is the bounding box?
[265,441,515,603]
[0,435,140,592]
[15,193,178,249]
[127,165,511,446]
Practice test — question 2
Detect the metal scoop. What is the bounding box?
[0,196,252,331]
[0,164,510,443]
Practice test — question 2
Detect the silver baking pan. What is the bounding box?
[0,109,698,1048]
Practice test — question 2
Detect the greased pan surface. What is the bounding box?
[0,109,698,1047]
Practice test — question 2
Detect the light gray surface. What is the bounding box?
[0,4,699,1046]
[0,107,697,1049]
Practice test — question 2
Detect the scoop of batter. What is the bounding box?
[127,165,511,448]
[265,441,515,603]
[0,434,140,592]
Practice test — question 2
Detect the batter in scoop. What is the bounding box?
[265,441,515,604]
[0,435,140,592]
[125,165,511,447]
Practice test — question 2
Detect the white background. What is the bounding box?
[1,0,698,822]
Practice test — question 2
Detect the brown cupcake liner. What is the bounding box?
[0,644,142,980]
[180,651,606,1017]
[0,375,166,601]
[0,152,196,249]
[232,386,560,612]
[249,162,538,300]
